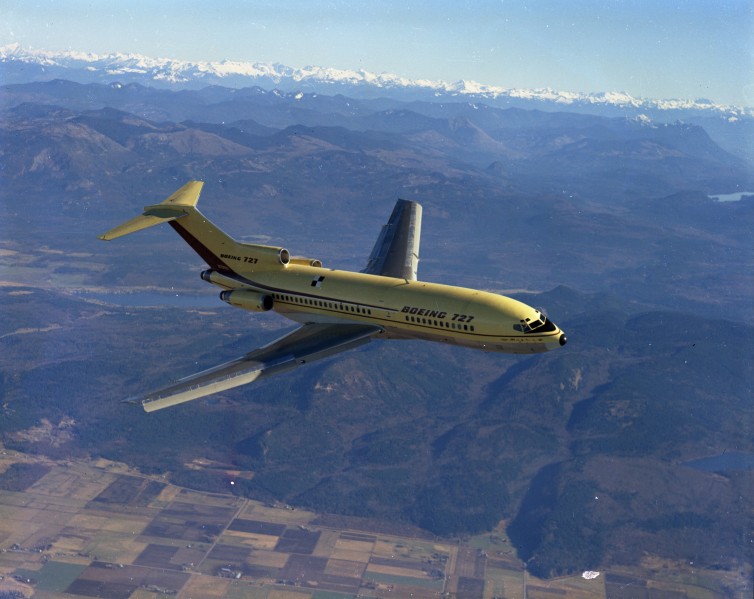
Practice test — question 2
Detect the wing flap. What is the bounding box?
[362,199,422,280]
[137,323,381,412]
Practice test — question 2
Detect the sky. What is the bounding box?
[2,0,752,107]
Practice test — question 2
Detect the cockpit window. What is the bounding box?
[514,313,558,334]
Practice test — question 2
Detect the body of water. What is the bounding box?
[708,191,754,202]
[684,452,754,473]
[75,291,221,308]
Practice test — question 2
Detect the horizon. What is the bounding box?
[1,42,750,112]
[2,1,752,108]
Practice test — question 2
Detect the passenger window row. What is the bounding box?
[274,293,372,315]
[404,315,474,332]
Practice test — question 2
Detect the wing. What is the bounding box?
[133,323,381,412]
[362,199,422,280]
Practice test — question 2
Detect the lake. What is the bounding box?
[708,191,754,202]
[75,291,222,308]
[684,452,754,473]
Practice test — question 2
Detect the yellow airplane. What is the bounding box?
[100,181,567,412]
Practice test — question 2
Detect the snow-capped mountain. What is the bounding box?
[1,43,750,120]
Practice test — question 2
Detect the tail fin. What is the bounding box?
[99,181,286,275]
[99,181,203,241]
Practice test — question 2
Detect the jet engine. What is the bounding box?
[290,256,323,267]
[220,289,274,312]
[236,244,290,266]
[201,269,241,289]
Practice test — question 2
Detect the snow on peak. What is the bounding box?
[0,44,749,117]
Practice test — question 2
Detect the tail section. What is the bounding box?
[99,181,204,241]
[99,181,289,275]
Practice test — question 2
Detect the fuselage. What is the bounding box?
[206,264,567,354]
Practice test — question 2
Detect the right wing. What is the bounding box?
[362,199,422,280]
[134,323,381,412]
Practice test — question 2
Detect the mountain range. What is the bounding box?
[2,43,751,122]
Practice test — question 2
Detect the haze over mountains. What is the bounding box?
[2,44,751,118]
[1,48,753,582]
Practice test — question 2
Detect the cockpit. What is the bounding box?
[513,311,558,334]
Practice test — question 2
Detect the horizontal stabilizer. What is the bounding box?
[99,181,203,241]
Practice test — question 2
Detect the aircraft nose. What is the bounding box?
[559,333,567,346]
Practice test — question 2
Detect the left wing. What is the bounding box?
[133,323,381,412]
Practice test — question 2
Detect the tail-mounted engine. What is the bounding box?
[220,289,274,312]
[290,256,323,268]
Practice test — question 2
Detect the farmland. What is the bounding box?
[0,449,748,599]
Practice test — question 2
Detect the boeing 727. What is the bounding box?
[100,181,567,412]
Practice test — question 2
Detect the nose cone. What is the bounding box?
[541,322,567,352]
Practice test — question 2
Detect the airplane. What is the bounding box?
[100,181,567,412]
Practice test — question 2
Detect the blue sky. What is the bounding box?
[2,0,752,106]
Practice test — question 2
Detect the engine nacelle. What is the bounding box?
[220,289,274,312]
[201,269,242,289]
[236,244,290,267]
[290,256,323,268]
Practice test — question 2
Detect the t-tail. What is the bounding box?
[99,181,290,274]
